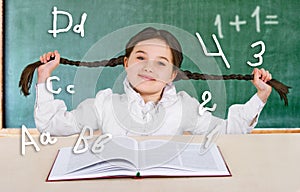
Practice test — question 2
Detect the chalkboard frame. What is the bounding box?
[1,0,3,130]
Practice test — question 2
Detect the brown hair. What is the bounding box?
[19,27,291,105]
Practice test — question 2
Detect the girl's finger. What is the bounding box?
[42,53,47,63]
[260,68,267,82]
[52,50,60,63]
[265,70,270,82]
[39,56,44,63]
[254,68,261,82]
[46,52,53,61]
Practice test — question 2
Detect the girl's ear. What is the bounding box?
[170,70,178,82]
[124,57,128,68]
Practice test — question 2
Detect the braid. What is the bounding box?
[177,70,254,81]
[176,70,291,106]
[19,57,291,106]
[59,55,124,67]
[18,55,124,96]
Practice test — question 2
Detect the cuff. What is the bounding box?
[244,93,265,119]
[35,83,54,104]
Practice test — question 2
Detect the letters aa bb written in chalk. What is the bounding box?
[21,125,112,156]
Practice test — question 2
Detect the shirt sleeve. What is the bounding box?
[182,93,265,135]
[34,83,100,136]
[225,93,265,134]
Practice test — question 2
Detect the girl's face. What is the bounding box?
[124,38,177,100]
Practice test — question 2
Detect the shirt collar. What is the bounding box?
[123,78,177,108]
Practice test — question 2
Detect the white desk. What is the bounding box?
[0,134,299,192]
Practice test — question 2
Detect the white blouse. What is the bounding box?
[34,79,265,136]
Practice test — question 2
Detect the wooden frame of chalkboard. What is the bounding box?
[0,0,3,130]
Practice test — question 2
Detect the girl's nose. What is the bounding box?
[143,60,153,73]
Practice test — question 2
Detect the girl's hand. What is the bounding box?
[37,50,60,83]
[252,68,272,103]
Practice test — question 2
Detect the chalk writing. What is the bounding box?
[91,134,113,154]
[21,125,112,156]
[66,85,75,94]
[39,131,58,145]
[46,76,75,95]
[214,14,224,39]
[73,126,94,154]
[251,6,261,32]
[199,124,222,155]
[195,32,230,69]
[73,126,113,154]
[264,15,279,25]
[251,6,279,33]
[247,40,265,67]
[229,15,247,32]
[199,91,217,116]
[48,6,87,38]
[21,125,57,155]
[215,6,279,38]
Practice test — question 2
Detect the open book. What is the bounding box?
[47,136,231,181]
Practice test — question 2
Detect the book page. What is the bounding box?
[166,143,221,170]
[138,140,229,175]
[50,136,139,178]
[138,139,190,169]
[49,147,138,180]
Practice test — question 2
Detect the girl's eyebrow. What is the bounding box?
[135,50,170,62]
[135,50,147,55]
[158,56,170,63]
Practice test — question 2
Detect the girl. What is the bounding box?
[35,27,272,136]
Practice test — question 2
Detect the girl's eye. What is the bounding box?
[137,56,144,60]
[157,61,166,66]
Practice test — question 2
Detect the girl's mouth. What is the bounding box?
[138,74,156,81]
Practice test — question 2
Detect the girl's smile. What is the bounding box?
[138,74,156,81]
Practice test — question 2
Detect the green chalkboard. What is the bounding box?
[5,0,300,128]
